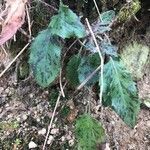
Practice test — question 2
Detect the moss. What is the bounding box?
[60,105,70,118]
[117,0,141,22]
[17,61,29,80]
[121,42,149,80]
[0,121,19,132]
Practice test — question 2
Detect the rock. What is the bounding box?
[16,117,21,122]
[61,136,65,142]
[47,135,54,145]
[50,128,59,135]
[38,128,46,135]
[5,88,10,94]
[36,118,40,122]
[68,139,74,146]
[144,99,150,108]
[7,114,13,119]
[28,141,37,149]
[29,93,34,98]
[147,120,150,127]
[22,114,28,121]
[105,143,111,150]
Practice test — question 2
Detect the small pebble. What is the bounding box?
[5,104,9,107]
[147,120,150,127]
[61,136,65,142]
[28,141,37,149]
[111,121,115,125]
[5,88,10,94]
[22,114,28,121]
[50,128,59,135]
[16,117,21,122]
[68,139,74,146]
[36,118,40,122]
[7,114,13,119]
[47,135,54,145]
[38,128,46,135]
[29,93,34,98]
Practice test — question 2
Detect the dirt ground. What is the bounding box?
[0,54,150,150]
[0,68,150,150]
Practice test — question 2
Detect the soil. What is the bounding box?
[0,65,150,150]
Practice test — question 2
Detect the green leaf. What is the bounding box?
[101,41,118,57]
[49,3,86,39]
[29,29,61,87]
[78,53,100,86]
[97,10,115,33]
[101,10,115,25]
[75,114,106,150]
[102,58,140,128]
[66,55,81,87]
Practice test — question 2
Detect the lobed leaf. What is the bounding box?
[29,29,61,87]
[101,10,116,25]
[97,10,115,33]
[49,3,86,39]
[102,58,140,128]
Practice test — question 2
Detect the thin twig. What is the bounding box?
[42,83,67,150]
[85,18,104,105]
[26,5,32,38]
[59,69,65,97]
[0,43,30,78]
[19,28,34,40]
[93,0,102,21]
[77,65,101,90]
[38,0,58,12]
[1,45,8,56]
[62,39,78,63]
[43,94,61,150]
[93,0,113,46]
[59,40,78,98]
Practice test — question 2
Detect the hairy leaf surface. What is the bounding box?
[97,10,115,33]
[101,41,118,56]
[75,114,105,150]
[49,3,86,39]
[78,53,100,86]
[101,10,115,25]
[102,58,140,127]
[29,29,61,87]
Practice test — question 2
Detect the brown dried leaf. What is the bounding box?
[0,0,27,45]
[67,109,78,123]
